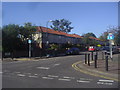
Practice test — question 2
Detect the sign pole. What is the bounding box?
[109,40,112,60]
[28,39,32,58]
[107,33,114,60]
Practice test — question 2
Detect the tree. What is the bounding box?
[50,19,73,33]
[82,33,96,38]
[2,24,23,52]
[99,26,120,45]
[82,33,97,46]
[19,22,36,41]
[99,32,108,42]
[2,23,37,53]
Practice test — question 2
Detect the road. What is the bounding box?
[2,55,118,88]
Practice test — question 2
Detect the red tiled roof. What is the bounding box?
[36,26,100,41]
[36,26,83,38]
[89,36,100,41]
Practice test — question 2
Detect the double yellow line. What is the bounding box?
[72,61,119,82]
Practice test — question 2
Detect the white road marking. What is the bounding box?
[14,72,21,73]
[17,74,26,77]
[63,76,75,79]
[48,75,59,78]
[37,67,50,70]
[58,78,71,81]
[28,76,38,78]
[97,82,113,85]
[80,78,93,81]
[77,80,90,83]
[99,79,114,83]
[0,72,3,74]
[33,60,39,61]
[34,74,38,75]
[42,77,54,79]
[54,63,60,66]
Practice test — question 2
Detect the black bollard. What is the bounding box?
[85,54,87,64]
[102,52,104,60]
[91,52,93,61]
[88,54,90,66]
[96,51,98,60]
[105,56,108,71]
[94,55,97,68]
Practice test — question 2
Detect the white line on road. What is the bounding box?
[42,77,54,79]
[63,76,75,79]
[28,76,38,78]
[48,75,59,78]
[36,67,50,70]
[99,79,114,83]
[0,72,3,74]
[54,63,60,66]
[77,80,90,83]
[14,72,21,74]
[58,78,71,81]
[17,74,26,77]
[33,60,39,61]
[97,82,113,85]
[80,78,93,81]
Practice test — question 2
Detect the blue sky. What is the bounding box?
[2,2,118,37]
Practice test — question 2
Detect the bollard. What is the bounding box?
[94,55,97,68]
[105,55,108,71]
[96,51,98,60]
[88,54,90,66]
[85,53,87,64]
[91,52,93,61]
[102,52,104,60]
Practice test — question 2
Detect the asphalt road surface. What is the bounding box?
[2,55,118,88]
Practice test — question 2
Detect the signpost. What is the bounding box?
[107,33,114,60]
[28,39,32,58]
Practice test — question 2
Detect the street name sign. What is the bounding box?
[107,33,114,40]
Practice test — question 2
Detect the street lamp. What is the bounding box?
[46,20,53,57]
[27,38,32,58]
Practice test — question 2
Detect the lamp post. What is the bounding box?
[46,20,53,57]
[27,38,32,58]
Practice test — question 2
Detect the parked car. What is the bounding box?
[66,47,80,55]
[88,46,96,52]
[102,46,119,54]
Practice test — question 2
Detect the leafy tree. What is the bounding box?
[19,22,36,41]
[50,19,73,33]
[2,22,37,53]
[99,32,108,42]
[99,26,120,45]
[82,33,96,38]
[2,24,23,52]
[82,33,97,46]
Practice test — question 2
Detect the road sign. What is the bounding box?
[28,40,32,43]
[97,44,101,47]
[107,33,114,40]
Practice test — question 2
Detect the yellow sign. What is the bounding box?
[97,44,101,47]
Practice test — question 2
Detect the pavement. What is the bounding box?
[72,54,120,82]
